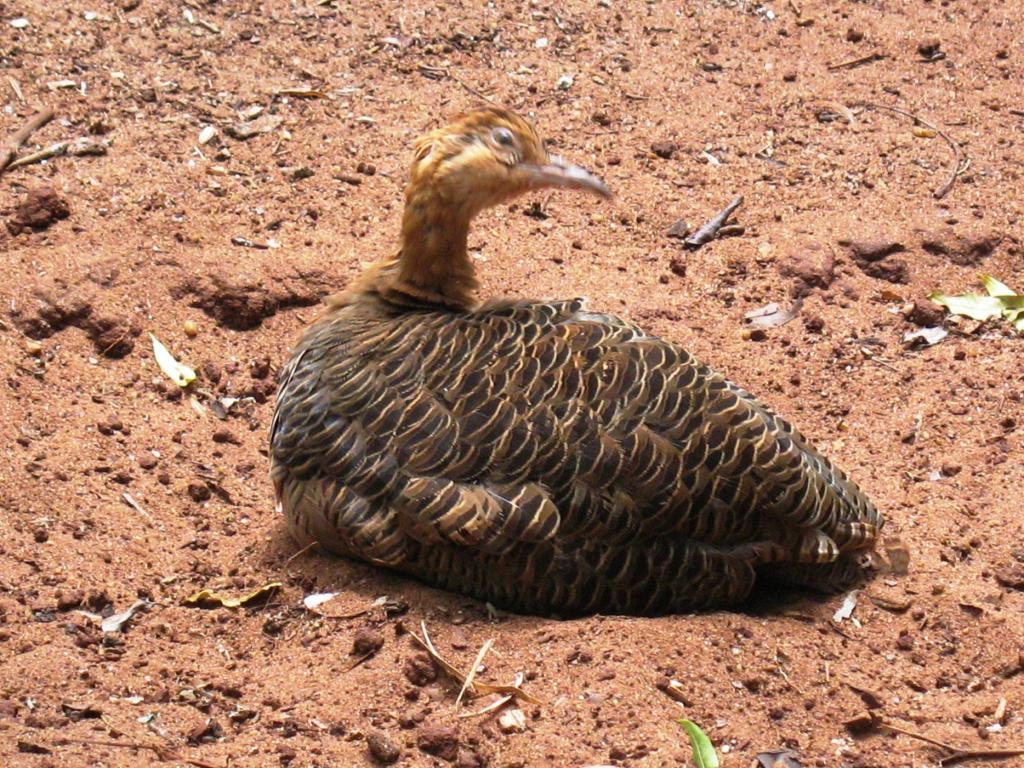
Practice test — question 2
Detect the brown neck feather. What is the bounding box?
[331,172,481,312]
[390,182,479,309]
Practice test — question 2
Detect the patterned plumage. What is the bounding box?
[271,108,882,615]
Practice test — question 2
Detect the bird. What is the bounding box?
[270,107,883,616]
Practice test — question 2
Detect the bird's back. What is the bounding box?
[271,297,882,615]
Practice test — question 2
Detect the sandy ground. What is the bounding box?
[2,0,1023,766]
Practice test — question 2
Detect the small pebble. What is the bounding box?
[212,429,238,444]
[917,38,942,58]
[366,731,400,765]
[650,140,676,160]
[187,481,212,503]
[286,166,315,182]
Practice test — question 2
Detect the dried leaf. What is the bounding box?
[981,275,1024,331]
[756,749,804,767]
[744,299,803,329]
[101,600,150,632]
[225,114,283,141]
[150,333,195,387]
[678,720,720,768]
[903,326,947,347]
[184,582,281,609]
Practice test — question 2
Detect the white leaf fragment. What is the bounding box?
[101,600,150,633]
[303,592,339,610]
[832,590,859,623]
[150,333,196,387]
[498,707,527,733]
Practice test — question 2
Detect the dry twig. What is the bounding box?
[6,136,107,170]
[416,63,495,104]
[878,719,1024,766]
[121,492,154,524]
[857,102,970,199]
[828,53,886,70]
[684,195,744,250]
[0,107,55,175]
[459,689,517,719]
[852,713,1024,766]
[409,622,539,705]
[455,638,494,707]
[283,540,318,568]
[8,77,24,102]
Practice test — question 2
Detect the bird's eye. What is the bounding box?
[491,126,516,147]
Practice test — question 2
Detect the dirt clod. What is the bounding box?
[173,266,334,330]
[917,38,942,58]
[417,725,460,761]
[187,481,212,503]
[843,236,905,261]
[778,245,836,296]
[212,428,239,445]
[353,627,385,655]
[404,652,438,686]
[455,748,488,768]
[842,237,910,283]
[666,220,690,240]
[920,228,997,265]
[6,188,70,235]
[995,564,1024,590]
[906,298,944,327]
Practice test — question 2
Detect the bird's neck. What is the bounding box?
[336,181,478,312]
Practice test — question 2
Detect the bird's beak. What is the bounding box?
[523,155,612,198]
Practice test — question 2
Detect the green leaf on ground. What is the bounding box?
[929,275,1024,331]
[981,273,1015,297]
[678,719,720,768]
[928,292,1004,321]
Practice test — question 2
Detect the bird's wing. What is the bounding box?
[271,299,881,567]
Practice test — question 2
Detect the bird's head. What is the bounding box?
[359,107,611,310]
[407,107,611,217]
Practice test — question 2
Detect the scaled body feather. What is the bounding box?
[271,297,882,615]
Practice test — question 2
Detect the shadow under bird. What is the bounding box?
[270,108,883,616]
